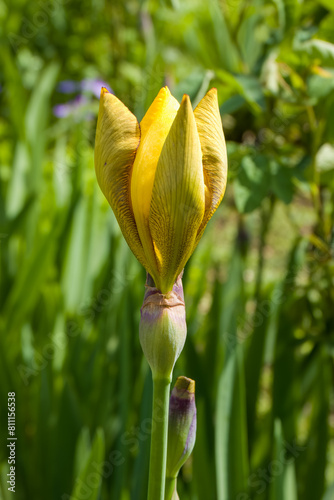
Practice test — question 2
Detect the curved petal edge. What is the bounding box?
[194,88,228,245]
[94,88,149,270]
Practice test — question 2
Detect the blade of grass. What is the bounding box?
[215,344,249,500]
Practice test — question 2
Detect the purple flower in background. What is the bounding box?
[57,80,79,94]
[54,78,112,119]
[53,95,88,119]
[80,79,112,98]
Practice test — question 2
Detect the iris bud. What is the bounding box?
[95,86,227,294]
[166,376,197,479]
[139,274,186,380]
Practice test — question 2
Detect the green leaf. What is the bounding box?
[173,68,213,105]
[272,241,307,444]
[209,0,241,73]
[235,75,266,112]
[296,349,330,500]
[217,71,265,113]
[317,0,334,12]
[237,8,263,71]
[307,71,334,99]
[318,13,334,43]
[283,0,300,31]
[234,156,271,213]
[52,381,82,499]
[5,142,31,218]
[295,38,334,67]
[273,0,300,35]
[221,0,243,31]
[3,215,62,339]
[272,0,286,35]
[25,62,60,191]
[244,293,273,445]
[322,482,334,500]
[215,345,249,500]
[269,419,298,500]
[61,193,94,311]
[73,427,92,479]
[220,94,246,115]
[193,398,217,500]
[0,45,27,141]
[270,162,294,204]
[131,370,151,500]
[71,428,105,500]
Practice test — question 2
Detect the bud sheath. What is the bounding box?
[166,376,197,479]
[139,274,186,380]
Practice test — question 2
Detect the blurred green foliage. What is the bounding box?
[0,0,334,499]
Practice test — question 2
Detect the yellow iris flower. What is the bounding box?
[95,86,227,293]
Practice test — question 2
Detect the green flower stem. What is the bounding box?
[165,477,178,500]
[148,376,171,500]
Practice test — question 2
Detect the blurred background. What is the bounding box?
[0,0,334,499]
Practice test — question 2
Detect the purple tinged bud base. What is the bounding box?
[166,376,197,479]
[139,274,186,380]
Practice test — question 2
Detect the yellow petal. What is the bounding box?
[94,88,148,270]
[131,87,180,283]
[194,88,228,244]
[140,86,179,140]
[149,95,205,293]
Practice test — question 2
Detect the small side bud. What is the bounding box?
[139,274,186,380]
[166,376,197,479]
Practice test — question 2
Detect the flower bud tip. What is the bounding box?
[174,376,195,395]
